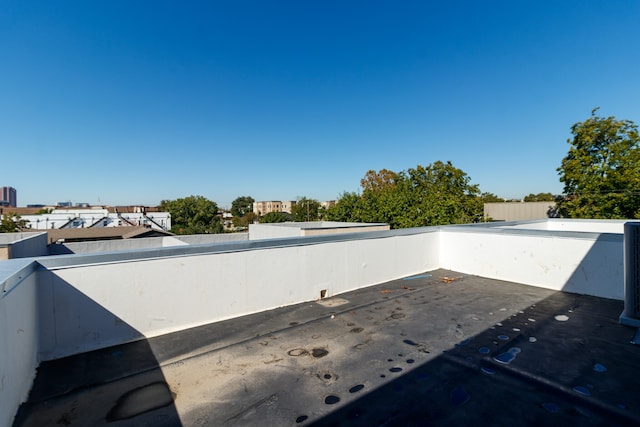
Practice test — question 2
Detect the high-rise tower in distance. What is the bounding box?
[0,186,17,207]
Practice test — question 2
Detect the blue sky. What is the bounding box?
[1,1,639,208]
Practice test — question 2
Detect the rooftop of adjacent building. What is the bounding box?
[2,218,640,426]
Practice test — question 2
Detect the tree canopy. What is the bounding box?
[233,211,257,229]
[230,196,255,218]
[290,197,321,222]
[403,161,482,226]
[557,109,640,219]
[523,193,555,202]
[326,161,483,228]
[325,192,364,223]
[230,195,256,229]
[0,213,27,233]
[360,169,399,192]
[481,192,504,203]
[159,195,223,234]
[259,211,291,223]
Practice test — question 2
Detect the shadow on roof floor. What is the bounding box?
[310,291,639,426]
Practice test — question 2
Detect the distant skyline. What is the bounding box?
[2,1,639,209]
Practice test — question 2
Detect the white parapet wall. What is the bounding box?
[0,232,48,259]
[48,233,249,255]
[493,218,631,233]
[248,222,390,240]
[36,229,439,360]
[440,226,624,300]
[0,260,40,427]
[1,229,437,426]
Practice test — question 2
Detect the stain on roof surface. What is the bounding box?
[14,270,640,426]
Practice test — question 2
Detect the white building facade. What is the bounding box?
[20,209,171,231]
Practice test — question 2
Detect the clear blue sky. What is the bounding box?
[1,1,639,208]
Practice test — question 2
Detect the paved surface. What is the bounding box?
[13,270,640,426]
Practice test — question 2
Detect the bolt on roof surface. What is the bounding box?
[14,270,640,426]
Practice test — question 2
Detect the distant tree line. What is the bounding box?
[523,193,555,202]
[324,161,489,228]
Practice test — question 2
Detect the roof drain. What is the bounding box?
[320,289,327,299]
[620,222,640,337]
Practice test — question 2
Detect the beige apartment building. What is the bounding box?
[321,200,336,209]
[253,200,297,216]
[253,200,336,216]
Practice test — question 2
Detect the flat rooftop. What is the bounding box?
[14,269,640,426]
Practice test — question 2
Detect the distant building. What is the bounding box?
[484,201,559,221]
[46,226,174,245]
[253,200,297,215]
[253,201,279,216]
[321,200,337,209]
[221,211,234,230]
[281,200,297,214]
[19,208,171,231]
[1,186,17,207]
[253,200,336,216]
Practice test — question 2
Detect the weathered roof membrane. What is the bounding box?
[14,270,640,426]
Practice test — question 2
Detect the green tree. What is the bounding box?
[290,197,321,222]
[0,213,28,232]
[259,211,291,223]
[360,169,399,192]
[159,195,223,234]
[557,109,640,218]
[325,192,365,222]
[524,193,555,202]
[230,196,256,230]
[480,192,504,203]
[402,161,481,226]
[354,169,401,226]
[230,196,255,218]
[232,211,257,229]
[328,161,483,228]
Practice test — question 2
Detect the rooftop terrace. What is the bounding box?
[1,219,639,426]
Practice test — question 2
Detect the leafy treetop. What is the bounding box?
[360,169,399,192]
[259,211,291,223]
[230,196,255,218]
[0,213,28,233]
[523,193,555,202]
[481,192,504,203]
[159,195,223,234]
[290,197,321,222]
[557,109,640,219]
[327,160,483,228]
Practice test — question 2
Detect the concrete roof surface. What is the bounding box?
[13,270,640,426]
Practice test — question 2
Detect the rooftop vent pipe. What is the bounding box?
[620,222,640,329]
